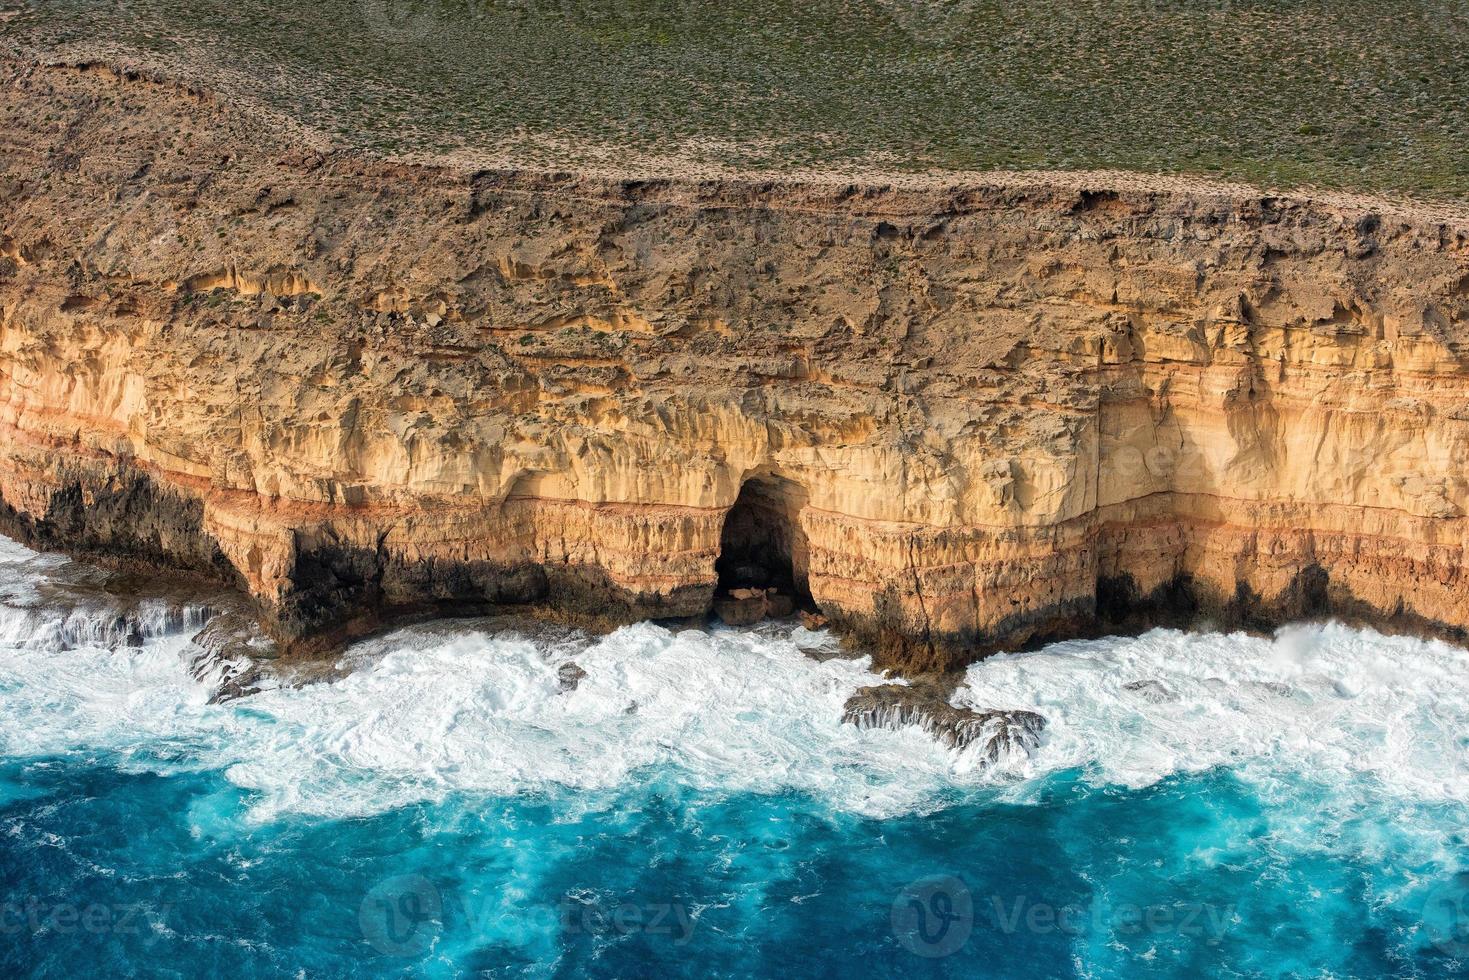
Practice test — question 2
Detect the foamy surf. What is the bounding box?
[0,610,987,821]
[958,622,1469,805]
[3,532,1469,830]
[0,535,998,820]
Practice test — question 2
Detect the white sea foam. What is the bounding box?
[3,534,1469,825]
[0,610,977,820]
[226,621,982,821]
[0,537,974,819]
[957,623,1469,806]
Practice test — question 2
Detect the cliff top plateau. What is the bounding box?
[5,0,1469,206]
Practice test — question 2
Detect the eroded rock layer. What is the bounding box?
[3,61,1469,668]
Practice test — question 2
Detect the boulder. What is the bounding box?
[557,661,588,692]
[765,591,795,618]
[799,610,828,630]
[714,590,767,625]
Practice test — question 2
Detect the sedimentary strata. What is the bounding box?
[2,60,1469,669]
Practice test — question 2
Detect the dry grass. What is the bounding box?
[6,0,1469,198]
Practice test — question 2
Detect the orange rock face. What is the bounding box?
[2,62,1468,669]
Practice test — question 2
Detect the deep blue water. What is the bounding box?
[4,760,1468,977]
[4,537,1469,976]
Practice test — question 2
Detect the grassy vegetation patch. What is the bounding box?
[6,0,1469,196]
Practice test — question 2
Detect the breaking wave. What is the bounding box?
[3,533,1469,827]
[959,622,1469,805]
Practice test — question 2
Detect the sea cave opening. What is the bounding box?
[713,474,815,624]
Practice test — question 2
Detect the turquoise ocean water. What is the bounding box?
[2,536,1468,977]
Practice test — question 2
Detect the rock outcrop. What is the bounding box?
[841,683,1046,759]
[713,588,797,626]
[556,661,588,693]
[3,61,1469,669]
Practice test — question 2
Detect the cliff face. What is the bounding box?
[3,61,1469,669]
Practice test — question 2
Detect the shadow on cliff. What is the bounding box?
[0,464,245,590]
[709,474,818,625]
[4,466,1465,674]
[840,564,1469,677]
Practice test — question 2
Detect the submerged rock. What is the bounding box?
[1246,680,1298,699]
[189,653,263,705]
[841,683,1045,761]
[1122,679,1177,703]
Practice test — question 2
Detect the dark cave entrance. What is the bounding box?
[713,475,814,622]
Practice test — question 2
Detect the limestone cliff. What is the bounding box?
[3,60,1469,670]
